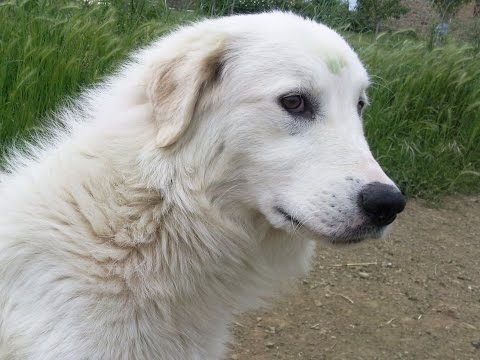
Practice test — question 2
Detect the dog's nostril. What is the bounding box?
[358,182,406,226]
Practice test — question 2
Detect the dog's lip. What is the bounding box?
[274,206,302,226]
[327,226,384,244]
[274,206,383,244]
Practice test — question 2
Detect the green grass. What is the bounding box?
[0,0,195,154]
[1,0,479,199]
[353,35,480,198]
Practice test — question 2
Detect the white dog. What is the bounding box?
[0,12,405,360]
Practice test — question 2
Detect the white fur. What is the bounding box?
[0,12,398,359]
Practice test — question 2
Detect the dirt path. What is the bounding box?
[228,196,480,360]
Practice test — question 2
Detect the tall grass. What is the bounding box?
[0,0,194,155]
[0,1,479,198]
[353,35,480,197]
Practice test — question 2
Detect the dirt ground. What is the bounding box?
[228,196,480,360]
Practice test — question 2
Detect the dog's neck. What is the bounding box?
[7,107,315,310]
[38,140,289,302]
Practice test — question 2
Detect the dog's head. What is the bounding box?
[142,12,405,244]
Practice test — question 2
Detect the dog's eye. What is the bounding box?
[281,95,305,113]
[357,99,366,115]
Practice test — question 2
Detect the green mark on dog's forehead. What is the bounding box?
[325,56,347,75]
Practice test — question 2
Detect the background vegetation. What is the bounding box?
[0,0,479,198]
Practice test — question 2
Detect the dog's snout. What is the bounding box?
[358,182,406,226]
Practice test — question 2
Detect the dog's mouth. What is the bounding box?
[274,206,384,245]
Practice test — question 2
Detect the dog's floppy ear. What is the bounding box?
[146,34,226,147]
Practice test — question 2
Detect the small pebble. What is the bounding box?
[359,271,370,279]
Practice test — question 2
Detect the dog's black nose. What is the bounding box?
[358,182,406,226]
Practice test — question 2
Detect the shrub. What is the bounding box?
[351,0,409,33]
[199,0,352,29]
